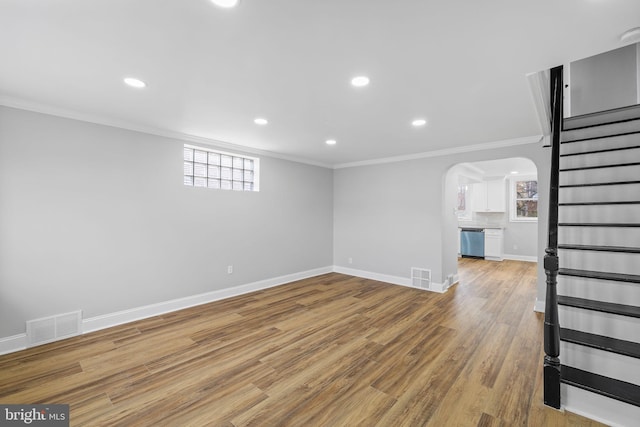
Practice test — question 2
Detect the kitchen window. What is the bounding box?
[183,145,260,191]
[510,176,537,221]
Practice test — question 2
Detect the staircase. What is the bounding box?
[552,104,640,425]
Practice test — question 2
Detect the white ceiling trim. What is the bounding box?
[0,96,333,169]
[333,135,544,169]
[2,95,543,171]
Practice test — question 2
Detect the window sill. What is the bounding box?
[509,218,538,223]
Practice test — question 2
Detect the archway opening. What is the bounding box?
[443,157,539,286]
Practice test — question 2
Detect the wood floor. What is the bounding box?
[0,259,606,426]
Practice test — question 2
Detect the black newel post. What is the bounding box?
[544,65,563,409]
[544,248,561,408]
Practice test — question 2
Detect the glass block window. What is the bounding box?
[183,145,259,191]
[510,176,537,221]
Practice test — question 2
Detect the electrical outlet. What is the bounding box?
[227,265,233,274]
[348,257,353,264]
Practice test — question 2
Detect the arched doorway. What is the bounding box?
[442,157,538,285]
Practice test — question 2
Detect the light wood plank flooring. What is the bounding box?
[0,259,605,426]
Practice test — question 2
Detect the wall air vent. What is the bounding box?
[26,310,82,347]
[411,268,431,290]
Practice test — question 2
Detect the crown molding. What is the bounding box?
[0,96,333,169]
[1,95,543,171]
[333,134,544,169]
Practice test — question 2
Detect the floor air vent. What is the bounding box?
[26,310,82,347]
[411,268,431,290]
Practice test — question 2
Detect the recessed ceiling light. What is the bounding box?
[510,171,519,174]
[412,119,427,127]
[123,77,146,88]
[211,0,239,8]
[254,118,268,125]
[351,76,370,87]
[325,139,337,145]
[620,27,640,44]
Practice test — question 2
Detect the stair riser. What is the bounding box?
[559,204,640,223]
[560,147,640,170]
[561,341,640,385]
[559,305,640,343]
[562,119,640,142]
[561,132,640,155]
[558,276,640,307]
[559,250,640,276]
[564,106,640,131]
[559,227,640,248]
[559,165,640,186]
[560,183,640,203]
[562,384,640,427]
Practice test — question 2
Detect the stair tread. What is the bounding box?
[563,105,640,131]
[560,161,640,172]
[557,295,640,318]
[560,145,640,157]
[558,244,640,254]
[559,268,640,284]
[560,180,640,188]
[560,328,640,359]
[559,223,640,227]
[562,129,640,144]
[559,201,640,206]
[561,365,640,407]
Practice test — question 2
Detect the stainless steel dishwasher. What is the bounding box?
[460,228,485,258]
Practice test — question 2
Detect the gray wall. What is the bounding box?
[333,159,443,280]
[0,106,333,337]
[570,44,638,116]
[504,219,538,259]
[334,142,550,301]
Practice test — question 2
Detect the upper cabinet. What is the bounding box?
[472,178,506,212]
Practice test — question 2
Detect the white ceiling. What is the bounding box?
[1,0,639,167]
[461,158,538,179]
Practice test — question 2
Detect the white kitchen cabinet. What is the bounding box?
[484,228,504,261]
[472,178,506,212]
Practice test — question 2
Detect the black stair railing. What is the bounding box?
[544,65,563,409]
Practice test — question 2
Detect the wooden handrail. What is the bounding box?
[544,65,563,409]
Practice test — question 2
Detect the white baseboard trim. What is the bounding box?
[2,264,452,355]
[534,298,545,313]
[83,265,333,334]
[332,266,449,293]
[503,254,538,262]
[333,266,411,287]
[429,281,449,294]
[0,333,27,356]
[0,266,333,355]
[562,384,640,427]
